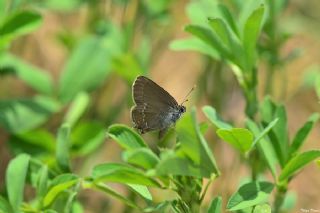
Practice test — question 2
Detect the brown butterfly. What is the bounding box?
[131,76,192,138]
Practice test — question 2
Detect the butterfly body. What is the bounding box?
[131,76,186,138]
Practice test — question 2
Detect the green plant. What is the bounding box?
[170,0,320,211]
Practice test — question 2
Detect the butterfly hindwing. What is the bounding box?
[131,105,163,133]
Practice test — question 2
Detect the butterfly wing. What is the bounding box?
[131,105,163,133]
[132,76,178,107]
[131,76,178,133]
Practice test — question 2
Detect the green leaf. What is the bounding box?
[43,174,79,207]
[156,150,204,177]
[207,196,222,213]
[260,96,276,123]
[216,128,254,154]
[170,37,219,59]
[202,106,232,129]
[58,36,113,102]
[0,96,61,133]
[253,203,271,213]
[0,10,42,48]
[0,196,13,213]
[28,158,56,186]
[208,18,231,50]
[246,119,278,179]
[63,186,78,213]
[175,108,220,177]
[279,150,320,182]
[36,165,49,201]
[92,182,140,210]
[289,113,320,156]
[185,25,231,59]
[207,17,245,69]
[92,163,160,187]
[56,124,71,172]
[199,121,209,135]
[259,97,288,170]
[227,181,274,211]
[71,121,105,156]
[127,184,152,201]
[5,154,30,212]
[242,6,265,71]
[0,53,54,94]
[107,124,147,150]
[7,129,55,156]
[217,4,239,36]
[122,148,159,169]
[252,118,279,146]
[47,191,76,213]
[143,201,171,212]
[271,105,289,167]
[191,108,220,176]
[71,202,84,213]
[64,92,90,127]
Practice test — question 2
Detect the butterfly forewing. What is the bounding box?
[132,76,178,107]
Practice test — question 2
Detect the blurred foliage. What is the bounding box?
[0,0,320,212]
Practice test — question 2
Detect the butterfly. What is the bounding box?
[131,76,193,138]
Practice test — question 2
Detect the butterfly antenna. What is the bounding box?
[180,85,196,105]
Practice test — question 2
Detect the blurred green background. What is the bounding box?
[1,0,320,212]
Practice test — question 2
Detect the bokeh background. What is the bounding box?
[1,0,320,212]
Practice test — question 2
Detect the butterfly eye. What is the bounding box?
[180,106,186,113]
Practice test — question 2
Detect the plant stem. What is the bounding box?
[264,63,275,95]
[123,190,137,213]
[273,187,287,213]
[174,176,202,213]
[249,149,259,181]
[244,88,258,119]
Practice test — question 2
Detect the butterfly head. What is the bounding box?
[179,105,186,114]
